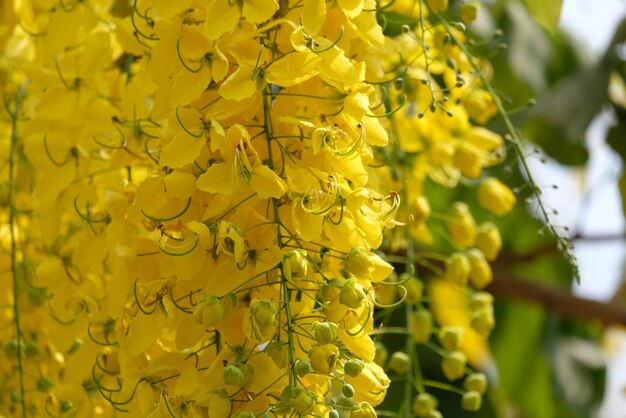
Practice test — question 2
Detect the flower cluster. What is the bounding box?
[0,0,516,417]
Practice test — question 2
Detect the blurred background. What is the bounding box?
[479,0,626,416]
[378,0,626,417]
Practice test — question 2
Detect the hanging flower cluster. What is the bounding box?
[0,0,516,417]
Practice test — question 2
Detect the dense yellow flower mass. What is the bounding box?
[0,0,512,417]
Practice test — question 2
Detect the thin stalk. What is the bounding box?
[7,88,27,418]
[437,15,579,282]
[262,87,297,388]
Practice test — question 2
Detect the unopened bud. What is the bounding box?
[476,222,502,261]
[460,2,480,24]
[311,321,338,345]
[478,178,516,216]
[411,310,433,343]
[222,365,245,387]
[344,359,365,377]
[283,249,308,280]
[467,249,492,289]
[193,295,223,328]
[464,373,488,394]
[340,278,366,309]
[445,253,471,285]
[461,390,482,411]
[446,202,477,247]
[295,359,312,377]
[471,307,495,337]
[412,393,438,417]
[388,351,411,374]
[404,275,424,305]
[438,326,464,351]
[442,351,467,381]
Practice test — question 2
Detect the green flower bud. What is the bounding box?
[412,393,438,417]
[283,249,308,280]
[471,307,495,337]
[294,359,312,377]
[445,253,470,285]
[476,222,502,261]
[344,359,365,377]
[193,295,223,328]
[27,287,47,307]
[464,373,488,394]
[36,376,54,392]
[340,278,366,309]
[442,351,467,381]
[343,383,355,398]
[403,275,424,305]
[24,341,40,358]
[222,364,245,387]
[411,310,433,344]
[467,249,492,289]
[438,326,464,351]
[388,351,411,374]
[374,341,388,367]
[329,410,340,418]
[461,390,482,411]
[311,321,338,345]
[3,339,21,359]
[460,2,480,24]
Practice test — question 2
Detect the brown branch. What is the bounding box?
[487,273,626,326]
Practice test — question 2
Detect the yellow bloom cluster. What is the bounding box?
[0,0,516,417]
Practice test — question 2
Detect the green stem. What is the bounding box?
[8,88,27,418]
[262,87,297,388]
[437,14,579,282]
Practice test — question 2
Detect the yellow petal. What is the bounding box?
[250,164,288,198]
[165,171,197,198]
[266,51,320,87]
[242,0,279,23]
[218,65,259,101]
[196,163,233,194]
[302,0,327,35]
[126,307,167,356]
[204,0,240,40]
[175,367,198,397]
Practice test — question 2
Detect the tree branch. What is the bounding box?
[487,273,626,326]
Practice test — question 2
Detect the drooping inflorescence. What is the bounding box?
[0,1,519,417]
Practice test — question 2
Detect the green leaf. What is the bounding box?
[606,124,626,161]
[522,0,563,33]
[619,170,626,218]
[507,2,552,91]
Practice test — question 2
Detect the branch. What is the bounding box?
[487,273,626,326]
